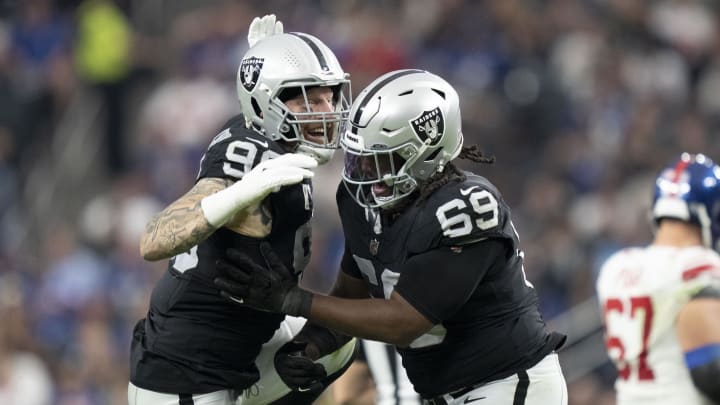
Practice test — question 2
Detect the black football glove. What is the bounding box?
[214,242,313,316]
[274,340,327,392]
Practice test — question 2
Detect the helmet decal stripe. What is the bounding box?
[670,158,690,196]
[289,32,328,71]
[351,69,425,133]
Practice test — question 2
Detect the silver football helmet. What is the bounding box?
[237,32,351,164]
[341,69,464,209]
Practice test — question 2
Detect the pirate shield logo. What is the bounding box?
[239,57,264,92]
[410,107,445,146]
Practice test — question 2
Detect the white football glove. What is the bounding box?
[201,153,316,227]
[248,14,284,48]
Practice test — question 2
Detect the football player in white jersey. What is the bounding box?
[597,152,720,405]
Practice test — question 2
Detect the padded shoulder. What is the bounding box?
[197,114,286,181]
[407,173,516,252]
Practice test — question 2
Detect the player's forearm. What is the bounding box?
[140,206,217,261]
[307,294,419,347]
[140,178,230,261]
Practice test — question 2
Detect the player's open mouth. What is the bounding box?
[372,183,392,197]
[304,125,333,144]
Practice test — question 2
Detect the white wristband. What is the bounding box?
[200,183,252,228]
[200,153,317,228]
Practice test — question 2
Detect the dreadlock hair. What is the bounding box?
[416,144,495,204]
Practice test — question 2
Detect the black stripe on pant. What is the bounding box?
[512,370,529,405]
[179,393,194,405]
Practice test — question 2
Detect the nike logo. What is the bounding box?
[464,396,486,403]
[247,137,269,148]
[460,186,479,196]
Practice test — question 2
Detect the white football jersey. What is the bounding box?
[596,245,720,405]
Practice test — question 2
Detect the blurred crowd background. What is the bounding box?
[0,0,719,404]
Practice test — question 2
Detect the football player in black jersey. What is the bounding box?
[129,15,356,405]
[215,69,569,404]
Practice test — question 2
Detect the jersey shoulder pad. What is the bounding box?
[596,247,636,292]
[675,247,720,284]
[197,114,285,181]
[411,174,510,248]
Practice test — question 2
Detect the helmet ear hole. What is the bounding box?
[251,97,262,117]
[280,112,298,139]
[423,147,443,162]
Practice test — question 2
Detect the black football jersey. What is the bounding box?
[130,115,314,393]
[337,173,564,397]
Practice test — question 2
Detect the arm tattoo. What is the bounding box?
[140,178,232,261]
[256,201,272,227]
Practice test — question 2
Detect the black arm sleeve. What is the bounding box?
[692,286,720,299]
[690,359,720,402]
[394,238,507,324]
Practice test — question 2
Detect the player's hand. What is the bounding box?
[242,152,317,196]
[248,14,284,47]
[200,153,316,227]
[214,242,313,316]
[274,340,327,392]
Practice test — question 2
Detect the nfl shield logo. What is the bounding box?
[239,57,264,92]
[410,107,445,146]
[369,238,379,256]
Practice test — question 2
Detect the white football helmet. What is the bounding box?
[237,33,351,164]
[341,69,464,209]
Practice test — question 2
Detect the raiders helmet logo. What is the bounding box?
[410,107,445,146]
[239,57,264,92]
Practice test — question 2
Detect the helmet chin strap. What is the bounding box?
[296,144,336,165]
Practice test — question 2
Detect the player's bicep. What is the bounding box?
[676,295,720,351]
[677,291,720,402]
[139,177,231,260]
